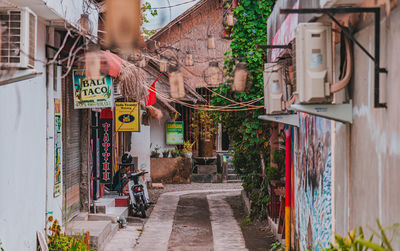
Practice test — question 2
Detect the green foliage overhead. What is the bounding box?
[211,0,274,218]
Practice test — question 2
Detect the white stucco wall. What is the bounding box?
[130,110,151,181]
[0,21,49,251]
[150,114,176,153]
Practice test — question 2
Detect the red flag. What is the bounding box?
[145,73,162,106]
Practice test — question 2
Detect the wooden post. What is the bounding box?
[80,109,91,212]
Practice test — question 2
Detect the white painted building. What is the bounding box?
[0,1,98,250]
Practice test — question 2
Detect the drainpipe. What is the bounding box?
[285,128,291,250]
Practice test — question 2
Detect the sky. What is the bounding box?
[142,0,201,30]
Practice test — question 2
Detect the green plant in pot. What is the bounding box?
[181,141,195,158]
[150,145,161,158]
[171,149,180,158]
[162,149,170,158]
[191,110,217,157]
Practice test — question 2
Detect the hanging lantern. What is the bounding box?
[169,66,185,98]
[208,34,216,49]
[104,0,143,55]
[85,44,101,80]
[232,62,248,92]
[80,14,89,35]
[138,57,146,68]
[185,51,193,66]
[226,12,234,27]
[203,62,222,87]
[160,59,168,72]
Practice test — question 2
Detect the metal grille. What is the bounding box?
[0,10,21,64]
[62,76,81,219]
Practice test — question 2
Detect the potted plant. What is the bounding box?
[191,110,217,157]
[171,149,180,158]
[150,145,161,158]
[181,141,195,158]
[162,149,170,158]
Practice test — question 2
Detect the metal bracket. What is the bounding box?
[287,101,353,124]
[258,114,299,127]
[280,7,388,108]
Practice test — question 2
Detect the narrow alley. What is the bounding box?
[1,0,400,250]
[105,183,276,251]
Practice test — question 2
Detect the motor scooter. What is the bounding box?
[127,171,149,218]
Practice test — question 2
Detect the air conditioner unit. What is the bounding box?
[295,22,332,103]
[0,7,37,69]
[321,0,364,8]
[264,63,285,114]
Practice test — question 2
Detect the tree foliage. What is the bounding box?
[211,0,274,218]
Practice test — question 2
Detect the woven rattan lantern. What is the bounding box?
[85,44,101,80]
[185,51,193,66]
[104,0,142,54]
[80,14,89,34]
[226,12,234,27]
[169,66,185,98]
[138,57,146,68]
[208,35,216,49]
[232,62,248,92]
[203,62,222,87]
[160,59,168,72]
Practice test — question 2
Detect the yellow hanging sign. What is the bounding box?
[115,102,140,132]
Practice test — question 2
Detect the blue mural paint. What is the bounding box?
[294,114,332,250]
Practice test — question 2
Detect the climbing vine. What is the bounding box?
[211,0,275,218]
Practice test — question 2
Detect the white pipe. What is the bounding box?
[331,36,352,93]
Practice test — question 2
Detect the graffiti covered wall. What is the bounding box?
[294,114,332,250]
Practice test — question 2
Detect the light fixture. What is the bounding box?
[80,14,89,35]
[203,62,222,87]
[160,59,168,72]
[226,12,234,27]
[232,62,248,92]
[104,0,143,55]
[208,34,216,49]
[85,44,101,80]
[185,51,193,66]
[169,66,185,98]
[138,57,146,68]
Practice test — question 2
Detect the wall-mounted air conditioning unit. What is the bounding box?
[295,22,332,104]
[321,0,364,8]
[264,63,285,114]
[0,7,37,69]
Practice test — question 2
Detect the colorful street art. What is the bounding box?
[294,113,332,250]
[54,99,62,197]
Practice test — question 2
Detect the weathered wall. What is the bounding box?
[333,5,400,243]
[0,21,48,251]
[130,110,151,181]
[150,113,175,152]
[150,157,192,184]
[294,114,333,250]
[149,0,229,88]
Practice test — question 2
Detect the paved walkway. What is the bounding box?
[135,189,247,251]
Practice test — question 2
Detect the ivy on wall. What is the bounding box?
[211,0,275,218]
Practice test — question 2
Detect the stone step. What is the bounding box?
[192,173,222,183]
[227,169,236,174]
[197,165,217,175]
[226,179,242,183]
[66,220,118,250]
[227,174,239,180]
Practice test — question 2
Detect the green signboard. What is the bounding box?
[166,121,184,145]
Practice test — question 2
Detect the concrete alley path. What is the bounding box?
[135,188,247,251]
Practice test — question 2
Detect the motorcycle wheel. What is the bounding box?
[128,204,134,217]
[140,203,146,218]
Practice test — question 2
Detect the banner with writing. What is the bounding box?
[99,118,113,183]
[73,70,113,109]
